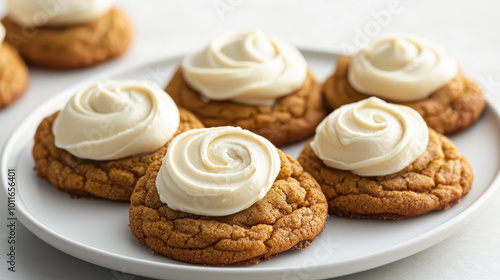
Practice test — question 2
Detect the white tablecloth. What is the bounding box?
[1,1,499,279]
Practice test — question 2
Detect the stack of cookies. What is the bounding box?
[30,29,483,266]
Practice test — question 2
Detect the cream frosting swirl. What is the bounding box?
[156,126,281,216]
[310,97,428,176]
[182,29,307,106]
[6,0,116,28]
[348,34,458,102]
[53,80,180,161]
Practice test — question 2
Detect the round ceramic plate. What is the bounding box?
[2,51,500,280]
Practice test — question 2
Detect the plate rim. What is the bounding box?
[2,50,500,279]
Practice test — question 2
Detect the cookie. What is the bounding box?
[129,149,328,265]
[2,8,132,70]
[32,108,203,201]
[166,67,327,147]
[0,41,28,108]
[324,56,485,135]
[298,129,473,220]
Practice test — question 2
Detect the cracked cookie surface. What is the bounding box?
[165,67,327,147]
[2,8,131,70]
[32,108,203,201]
[298,129,473,220]
[0,42,28,109]
[323,56,485,134]
[129,149,328,265]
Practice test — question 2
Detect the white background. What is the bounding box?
[1,0,500,279]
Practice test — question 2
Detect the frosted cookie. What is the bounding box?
[298,97,473,220]
[2,0,132,69]
[129,126,328,265]
[32,80,203,200]
[323,34,485,134]
[0,23,29,109]
[165,29,327,147]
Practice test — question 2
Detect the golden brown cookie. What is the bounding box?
[0,41,29,109]
[2,7,132,70]
[323,56,486,134]
[165,67,327,147]
[298,129,473,220]
[129,149,328,265]
[32,108,203,201]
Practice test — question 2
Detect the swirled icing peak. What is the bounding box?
[53,80,180,160]
[310,97,428,176]
[348,34,458,102]
[156,126,281,216]
[6,0,116,27]
[182,29,307,106]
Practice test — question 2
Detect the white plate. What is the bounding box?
[2,51,500,280]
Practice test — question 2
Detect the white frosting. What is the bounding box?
[53,80,180,161]
[182,30,307,106]
[0,24,5,42]
[310,97,428,176]
[6,0,116,27]
[156,126,281,216]
[348,34,458,102]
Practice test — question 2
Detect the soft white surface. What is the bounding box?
[1,0,500,279]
